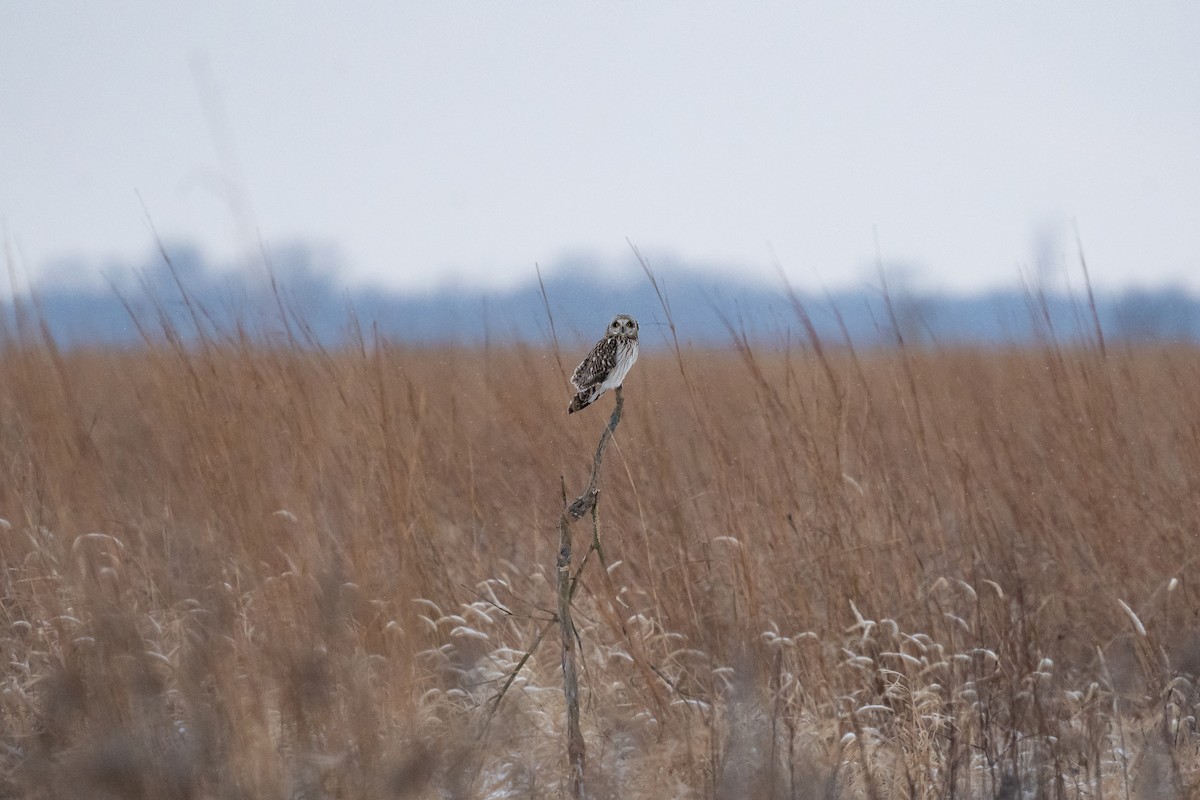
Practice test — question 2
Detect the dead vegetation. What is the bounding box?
[2,293,1200,798]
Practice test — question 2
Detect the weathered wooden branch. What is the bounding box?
[566,387,624,520]
[478,389,625,799]
[556,386,624,799]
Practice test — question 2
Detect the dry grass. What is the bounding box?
[3,296,1200,799]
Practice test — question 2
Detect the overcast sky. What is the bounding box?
[3,3,1199,297]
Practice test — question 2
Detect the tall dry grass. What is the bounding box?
[2,293,1200,799]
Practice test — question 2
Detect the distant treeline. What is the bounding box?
[3,244,1197,347]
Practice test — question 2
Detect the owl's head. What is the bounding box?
[607,314,639,340]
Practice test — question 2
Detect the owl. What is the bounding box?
[567,314,640,414]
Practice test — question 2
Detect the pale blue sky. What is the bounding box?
[3,3,1199,296]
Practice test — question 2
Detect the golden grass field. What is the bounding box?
[3,297,1200,798]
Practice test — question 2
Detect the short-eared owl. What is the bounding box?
[567,314,640,414]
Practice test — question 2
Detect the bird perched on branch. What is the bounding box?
[567,314,639,414]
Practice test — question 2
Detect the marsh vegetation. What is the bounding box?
[2,291,1199,798]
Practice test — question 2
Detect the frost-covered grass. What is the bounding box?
[2,309,1200,798]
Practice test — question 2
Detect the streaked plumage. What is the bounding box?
[567,314,639,414]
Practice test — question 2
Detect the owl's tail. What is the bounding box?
[567,391,594,414]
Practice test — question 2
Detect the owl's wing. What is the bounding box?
[570,336,618,390]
